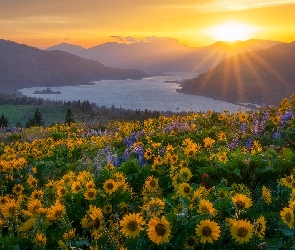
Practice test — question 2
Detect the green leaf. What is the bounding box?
[278,221,295,236]
[283,148,295,162]
[74,239,90,246]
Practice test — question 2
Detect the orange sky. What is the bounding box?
[1,0,295,49]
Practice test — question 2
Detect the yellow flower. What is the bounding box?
[184,235,199,249]
[30,189,44,200]
[280,207,294,228]
[86,180,96,189]
[147,216,171,245]
[27,175,38,188]
[271,115,281,125]
[280,174,294,188]
[120,213,145,238]
[230,219,254,244]
[217,189,228,199]
[28,199,43,214]
[144,198,165,217]
[203,137,215,149]
[255,216,266,239]
[103,179,118,194]
[217,131,227,141]
[177,183,192,198]
[12,184,24,195]
[84,188,97,201]
[232,193,252,209]
[1,199,18,218]
[34,233,46,247]
[145,176,159,192]
[217,152,228,163]
[183,143,201,157]
[144,148,154,160]
[71,181,82,194]
[57,186,67,197]
[169,154,178,165]
[88,205,103,231]
[103,204,112,214]
[197,199,216,215]
[63,228,76,240]
[46,202,66,221]
[195,219,220,244]
[19,217,36,232]
[238,113,248,122]
[179,167,193,182]
[262,186,272,204]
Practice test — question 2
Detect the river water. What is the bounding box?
[19,73,249,113]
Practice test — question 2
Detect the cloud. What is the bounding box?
[109,36,140,43]
[192,0,295,12]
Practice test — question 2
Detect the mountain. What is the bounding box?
[0,39,147,94]
[47,37,282,73]
[178,42,295,106]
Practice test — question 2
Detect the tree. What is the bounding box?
[65,108,75,125]
[26,108,44,127]
[0,114,9,127]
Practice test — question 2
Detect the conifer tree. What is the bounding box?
[26,108,44,127]
[65,108,75,125]
[0,114,9,127]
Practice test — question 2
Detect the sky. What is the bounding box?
[1,0,295,49]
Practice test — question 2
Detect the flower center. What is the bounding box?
[9,206,16,214]
[127,220,138,231]
[201,206,209,213]
[184,187,190,193]
[150,180,156,187]
[94,218,101,229]
[256,222,262,232]
[88,191,95,197]
[55,209,63,218]
[202,226,212,237]
[107,183,114,190]
[33,205,40,211]
[155,223,166,236]
[60,188,66,194]
[237,227,248,237]
[186,237,196,246]
[285,213,292,223]
[236,200,245,209]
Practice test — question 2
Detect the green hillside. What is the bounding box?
[0,105,86,127]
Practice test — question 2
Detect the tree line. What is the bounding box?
[0,93,187,128]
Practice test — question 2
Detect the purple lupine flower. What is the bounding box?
[122,148,131,162]
[227,137,240,150]
[241,123,247,134]
[245,139,254,149]
[273,131,282,139]
[280,110,294,125]
[111,153,120,167]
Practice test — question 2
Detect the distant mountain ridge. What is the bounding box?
[178,42,295,105]
[0,39,147,94]
[47,37,282,73]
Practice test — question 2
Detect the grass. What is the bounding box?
[0,104,87,127]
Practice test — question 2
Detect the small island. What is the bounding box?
[33,87,62,94]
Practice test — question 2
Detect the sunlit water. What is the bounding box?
[19,73,248,113]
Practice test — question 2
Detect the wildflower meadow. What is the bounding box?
[1,95,295,249]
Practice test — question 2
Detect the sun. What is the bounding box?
[205,22,260,42]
